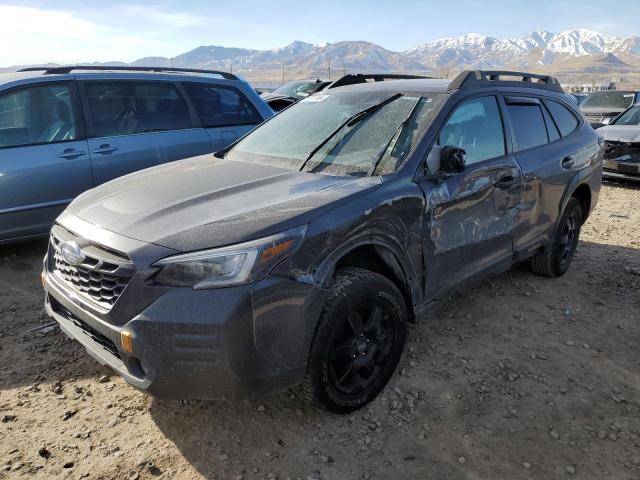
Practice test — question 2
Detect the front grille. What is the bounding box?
[50,225,135,310]
[584,113,604,123]
[50,297,121,360]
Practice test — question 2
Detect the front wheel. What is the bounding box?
[300,268,407,413]
[530,197,583,277]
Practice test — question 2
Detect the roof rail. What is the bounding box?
[18,65,239,80]
[326,73,435,89]
[16,67,50,72]
[447,70,564,94]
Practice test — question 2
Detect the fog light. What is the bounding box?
[121,330,134,354]
[41,271,45,287]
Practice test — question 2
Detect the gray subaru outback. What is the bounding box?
[43,70,602,413]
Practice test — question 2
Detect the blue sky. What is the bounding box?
[1,0,638,66]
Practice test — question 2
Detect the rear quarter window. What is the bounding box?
[546,100,579,137]
[506,103,548,151]
[184,83,262,128]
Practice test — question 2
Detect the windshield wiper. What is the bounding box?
[368,96,422,176]
[299,92,403,172]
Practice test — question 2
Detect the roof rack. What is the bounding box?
[326,73,435,90]
[18,65,239,80]
[448,70,564,93]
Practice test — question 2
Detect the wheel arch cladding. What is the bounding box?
[330,243,416,322]
[571,183,592,224]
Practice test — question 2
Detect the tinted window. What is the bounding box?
[0,84,77,148]
[184,83,262,128]
[86,82,191,137]
[542,104,561,142]
[546,100,579,136]
[438,96,505,165]
[506,104,548,151]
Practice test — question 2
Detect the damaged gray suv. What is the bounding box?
[43,70,602,413]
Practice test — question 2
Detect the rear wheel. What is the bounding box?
[300,268,407,413]
[530,197,583,277]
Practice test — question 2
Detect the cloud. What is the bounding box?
[0,4,193,66]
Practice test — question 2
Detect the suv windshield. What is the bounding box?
[612,106,640,126]
[581,91,636,109]
[228,91,440,177]
[271,81,324,99]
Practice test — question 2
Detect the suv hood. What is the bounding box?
[68,155,378,252]
[597,125,640,143]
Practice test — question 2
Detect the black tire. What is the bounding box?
[529,197,583,278]
[300,268,407,413]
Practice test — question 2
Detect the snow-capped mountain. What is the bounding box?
[12,29,639,77]
[405,29,640,69]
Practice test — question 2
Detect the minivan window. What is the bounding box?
[184,83,262,128]
[0,84,76,148]
[506,103,548,151]
[438,96,505,165]
[546,100,579,136]
[86,82,191,138]
[228,91,441,177]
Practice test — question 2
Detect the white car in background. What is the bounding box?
[597,105,640,182]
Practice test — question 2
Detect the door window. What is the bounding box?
[184,83,262,128]
[506,103,548,151]
[546,100,579,137]
[0,84,77,148]
[438,96,505,165]
[86,82,191,137]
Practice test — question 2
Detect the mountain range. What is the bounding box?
[4,29,640,82]
[125,29,640,80]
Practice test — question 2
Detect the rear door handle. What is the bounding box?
[57,149,86,159]
[562,156,575,168]
[92,145,118,154]
[495,174,518,189]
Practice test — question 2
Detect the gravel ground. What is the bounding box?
[1,182,639,480]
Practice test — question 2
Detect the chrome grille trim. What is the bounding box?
[49,225,135,310]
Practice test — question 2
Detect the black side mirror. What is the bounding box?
[441,146,466,173]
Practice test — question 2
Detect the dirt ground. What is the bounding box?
[1,182,639,480]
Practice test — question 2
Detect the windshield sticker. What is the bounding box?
[302,94,330,103]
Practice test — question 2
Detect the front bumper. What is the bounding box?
[43,218,327,400]
[603,159,640,182]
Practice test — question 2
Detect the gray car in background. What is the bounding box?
[0,66,273,243]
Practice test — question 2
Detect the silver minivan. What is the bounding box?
[0,66,273,243]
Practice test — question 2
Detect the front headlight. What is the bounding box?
[152,225,307,289]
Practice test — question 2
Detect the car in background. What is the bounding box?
[0,66,273,243]
[580,90,640,128]
[43,70,601,413]
[260,79,331,111]
[262,74,431,112]
[597,104,640,182]
[570,93,586,105]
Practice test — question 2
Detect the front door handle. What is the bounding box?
[562,156,575,169]
[92,144,118,154]
[494,175,518,189]
[57,149,86,159]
